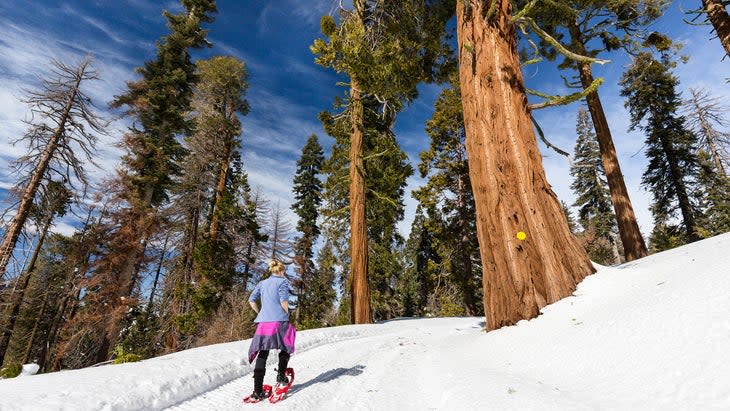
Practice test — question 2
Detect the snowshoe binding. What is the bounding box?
[269,368,295,404]
[243,385,272,404]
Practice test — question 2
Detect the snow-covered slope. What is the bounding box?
[1,233,729,410]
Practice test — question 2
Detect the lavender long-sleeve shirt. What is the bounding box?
[249,275,290,323]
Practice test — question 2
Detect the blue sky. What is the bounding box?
[1,0,729,244]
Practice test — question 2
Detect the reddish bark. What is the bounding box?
[456,0,595,330]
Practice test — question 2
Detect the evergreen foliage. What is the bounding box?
[291,135,327,328]
[312,0,454,323]
[413,75,482,316]
[318,95,414,322]
[111,1,217,205]
[620,51,703,249]
[570,108,620,264]
[298,241,337,330]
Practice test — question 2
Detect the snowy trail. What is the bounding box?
[168,320,461,410]
[167,318,589,411]
[3,233,730,410]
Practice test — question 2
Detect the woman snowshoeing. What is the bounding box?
[246,259,296,402]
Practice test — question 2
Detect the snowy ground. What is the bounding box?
[1,233,729,410]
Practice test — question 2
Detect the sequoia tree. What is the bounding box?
[312,0,452,323]
[523,0,671,261]
[700,0,730,59]
[455,0,595,330]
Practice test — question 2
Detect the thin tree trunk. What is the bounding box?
[456,173,478,316]
[349,78,370,324]
[0,216,52,365]
[456,0,595,331]
[698,114,728,177]
[0,78,82,281]
[21,289,48,364]
[569,21,648,262]
[209,143,232,243]
[243,239,254,287]
[147,234,169,312]
[703,0,730,59]
[38,206,96,372]
[658,135,700,242]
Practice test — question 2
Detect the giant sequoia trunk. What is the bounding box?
[349,79,371,324]
[456,0,595,331]
[569,21,648,262]
[703,0,730,59]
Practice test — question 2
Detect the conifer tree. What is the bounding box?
[414,75,481,315]
[455,0,596,330]
[163,55,250,345]
[0,58,105,280]
[696,152,730,235]
[291,135,324,326]
[399,205,439,317]
[523,0,671,261]
[561,201,578,234]
[76,0,217,362]
[319,96,414,321]
[620,51,703,246]
[299,240,337,329]
[694,0,730,60]
[0,181,71,365]
[682,88,730,178]
[312,0,452,323]
[570,108,620,264]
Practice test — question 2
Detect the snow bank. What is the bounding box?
[0,323,399,410]
[1,232,729,410]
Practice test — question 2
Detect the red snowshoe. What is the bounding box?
[269,368,295,404]
[243,385,272,404]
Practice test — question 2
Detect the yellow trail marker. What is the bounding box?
[516,231,526,241]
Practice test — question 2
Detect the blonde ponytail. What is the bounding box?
[268,259,285,274]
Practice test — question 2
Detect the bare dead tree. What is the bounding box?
[682,87,730,177]
[0,57,107,281]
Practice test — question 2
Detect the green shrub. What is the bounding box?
[0,363,22,379]
[112,345,142,364]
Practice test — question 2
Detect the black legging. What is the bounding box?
[253,350,290,392]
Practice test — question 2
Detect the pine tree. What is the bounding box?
[72,0,217,363]
[696,152,730,235]
[682,87,730,178]
[318,95,414,322]
[312,0,452,324]
[299,240,337,329]
[620,51,703,246]
[455,0,595,330]
[414,74,482,316]
[523,0,670,261]
[0,181,71,365]
[398,205,439,317]
[561,201,578,234]
[291,135,324,326]
[0,58,105,281]
[570,108,620,264]
[161,55,250,346]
